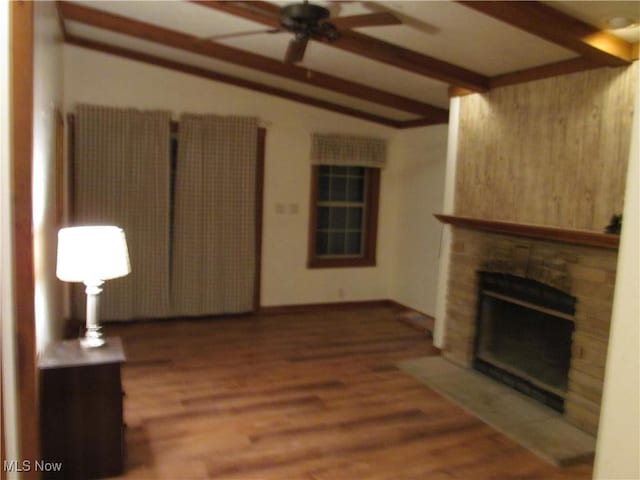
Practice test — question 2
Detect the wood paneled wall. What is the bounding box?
[455,63,637,232]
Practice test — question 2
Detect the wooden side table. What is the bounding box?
[39,337,126,479]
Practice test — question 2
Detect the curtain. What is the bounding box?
[73,104,172,321]
[310,133,387,168]
[171,115,258,316]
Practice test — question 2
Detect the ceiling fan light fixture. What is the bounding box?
[318,22,340,42]
[278,0,397,63]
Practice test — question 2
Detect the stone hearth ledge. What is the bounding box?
[398,356,596,467]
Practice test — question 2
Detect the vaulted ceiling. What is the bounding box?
[57,1,639,128]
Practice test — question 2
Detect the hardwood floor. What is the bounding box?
[106,306,593,480]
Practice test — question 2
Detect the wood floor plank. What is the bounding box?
[106,306,593,480]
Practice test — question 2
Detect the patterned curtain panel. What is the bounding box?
[171,115,258,316]
[73,104,172,321]
[310,133,387,168]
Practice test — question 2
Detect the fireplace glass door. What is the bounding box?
[473,272,576,412]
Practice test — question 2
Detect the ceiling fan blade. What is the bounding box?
[330,12,401,30]
[284,37,308,64]
[201,28,281,42]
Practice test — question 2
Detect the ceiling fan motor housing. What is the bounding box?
[281,3,329,26]
[281,2,339,41]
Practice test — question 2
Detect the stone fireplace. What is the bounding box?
[438,63,634,442]
[442,224,618,435]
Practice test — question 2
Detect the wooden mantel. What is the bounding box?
[435,214,619,250]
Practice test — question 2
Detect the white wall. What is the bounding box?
[391,125,448,316]
[33,1,64,351]
[1,0,20,474]
[593,75,640,480]
[63,46,393,307]
[63,46,447,309]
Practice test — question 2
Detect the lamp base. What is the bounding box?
[80,325,106,349]
[80,336,106,348]
[82,283,106,348]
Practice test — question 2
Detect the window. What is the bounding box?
[308,165,380,268]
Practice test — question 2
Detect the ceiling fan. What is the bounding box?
[206,1,401,64]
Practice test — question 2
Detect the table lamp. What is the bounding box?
[56,226,131,348]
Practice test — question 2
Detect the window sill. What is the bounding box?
[307,257,376,269]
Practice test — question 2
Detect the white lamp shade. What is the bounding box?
[56,226,131,283]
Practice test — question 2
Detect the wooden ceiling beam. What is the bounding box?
[449,57,604,97]
[192,0,490,92]
[458,1,634,67]
[64,34,407,128]
[396,117,448,129]
[490,57,600,89]
[329,31,489,91]
[57,1,448,121]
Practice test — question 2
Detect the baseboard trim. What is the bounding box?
[66,311,253,337]
[386,300,436,335]
[385,300,435,321]
[258,300,436,321]
[66,300,435,335]
[68,301,393,334]
[257,299,395,315]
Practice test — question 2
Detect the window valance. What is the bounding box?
[310,133,387,169]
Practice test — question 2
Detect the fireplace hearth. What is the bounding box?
[473,272,576,412]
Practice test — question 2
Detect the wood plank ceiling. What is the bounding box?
[57,1,639,128]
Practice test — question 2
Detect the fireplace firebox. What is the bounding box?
[473,272,576,412]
